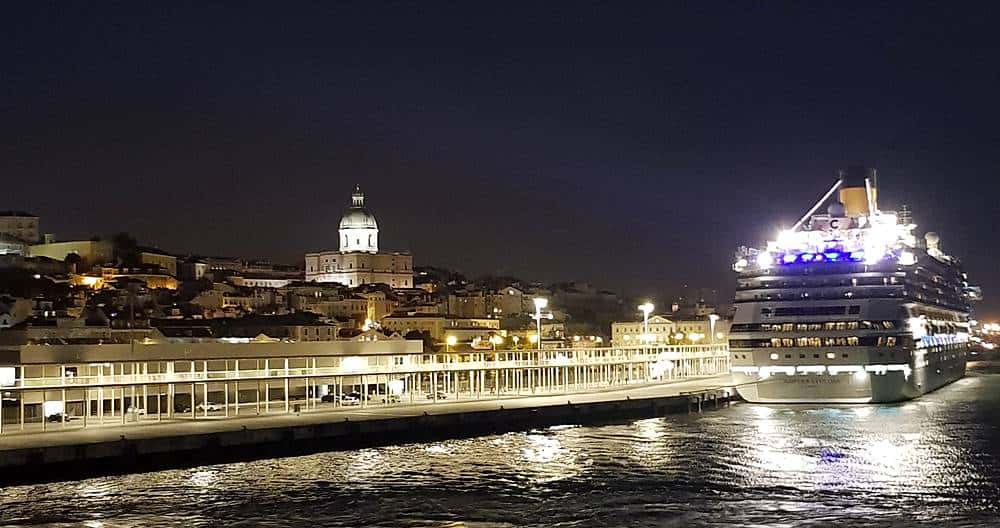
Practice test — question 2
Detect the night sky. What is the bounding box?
[3,3,999,316]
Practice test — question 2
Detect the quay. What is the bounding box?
[0,335,734,483]
[0,374,737,484]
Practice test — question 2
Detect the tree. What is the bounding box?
[112,232,140,267]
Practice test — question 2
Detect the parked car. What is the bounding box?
[320,393,339,403]
[45,413,74,423]
[382,394,401,404]
[127,406,146,415]
[340,394,361,406]
[425,391,448,400]
[196,402,222,412]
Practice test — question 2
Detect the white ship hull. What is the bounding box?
[733,353,967,404]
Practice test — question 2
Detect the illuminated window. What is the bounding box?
[826,352,836,359]
[769,353,779,360]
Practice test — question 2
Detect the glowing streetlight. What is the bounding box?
[708,314,720,344]
[446,335,457,352]
[638,302,654,344]
[490,335,504,351]
[533,297,548,350]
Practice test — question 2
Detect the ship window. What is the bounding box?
[799,353,805,359]
[842,353,849,358]
[826,352,836,359]
[784,354,791,359]
[813,353,820,358]
[769,353,779,360]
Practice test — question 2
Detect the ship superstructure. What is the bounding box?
[729,167,980,403]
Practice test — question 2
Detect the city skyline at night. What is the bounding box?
[4,4,998,315]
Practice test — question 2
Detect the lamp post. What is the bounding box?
[533,297,548,351]
[638,302,654,344]
[708,314,720,344]
[446,335,457,353]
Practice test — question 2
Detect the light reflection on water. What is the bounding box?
[2,373,999,527]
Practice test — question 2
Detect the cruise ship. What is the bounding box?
[729,167,981,403]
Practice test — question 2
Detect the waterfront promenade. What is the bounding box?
[0,374,737,483]
[0,373,735,450]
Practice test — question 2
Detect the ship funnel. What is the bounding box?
[837,166,877,217]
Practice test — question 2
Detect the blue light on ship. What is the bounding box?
[800,253,814,262]
[824,252,840,261]
[782,254,797,264]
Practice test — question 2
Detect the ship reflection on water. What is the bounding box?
[1,374,998,527]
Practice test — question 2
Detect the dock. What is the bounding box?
[0,374,737,484]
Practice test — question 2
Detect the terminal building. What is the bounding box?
[304,187,413,288]
[0,331,729,435]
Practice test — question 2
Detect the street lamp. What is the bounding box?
[533,297,548,350]
[638,302,654,343]
[446,335,457,352]
[708,314,720,344]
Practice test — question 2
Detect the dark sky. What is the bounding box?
[3,3,1000,316]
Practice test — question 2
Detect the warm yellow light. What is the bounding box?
[528,334,539,344]
[638,302,654,315]
[446,335,457,346]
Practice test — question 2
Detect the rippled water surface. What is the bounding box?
[3,372,1000,527]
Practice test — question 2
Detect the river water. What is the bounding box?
[2,370,1000,527]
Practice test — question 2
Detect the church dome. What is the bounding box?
[339,207,378,230]
[338,185,380,253]
[339,186,378,230]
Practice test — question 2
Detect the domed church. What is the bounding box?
[304,186,413,288]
